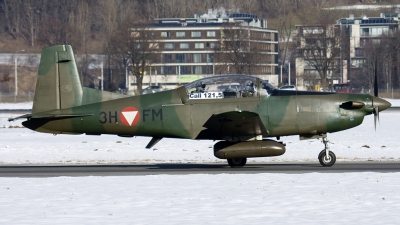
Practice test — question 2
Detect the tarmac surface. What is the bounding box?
[0,161,399,177]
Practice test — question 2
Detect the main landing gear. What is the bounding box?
[227,158,247,168]
[318,137,336,167]
[224,138,337,168]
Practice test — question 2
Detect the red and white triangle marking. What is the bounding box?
[121,111,138,126]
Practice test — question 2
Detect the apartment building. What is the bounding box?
[127,10,279,92]
[337,12,399,84]
[295,11,399,91]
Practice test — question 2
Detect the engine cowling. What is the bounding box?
[214,139,286,159]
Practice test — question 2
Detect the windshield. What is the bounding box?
[184,74,275,99]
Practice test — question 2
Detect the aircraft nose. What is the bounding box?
[373,97,391,112]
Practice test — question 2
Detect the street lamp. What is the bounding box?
[14,49,25,97]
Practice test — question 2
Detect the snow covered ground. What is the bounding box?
[1,173,399,224]
[327,4,400,10]
[0,101,33,110]
[0,101,399,224]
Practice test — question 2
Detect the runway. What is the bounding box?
[1,161,399,177]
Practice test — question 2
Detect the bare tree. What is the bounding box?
[263,0,296,84]
[234,0,258,14]
[2,0,22,40]
[296,7,345,91]
[19,1,40,47]
[382,29,400,89]
[108,16,159,94]
[352,30,400,93]
[358,41,382,91]
[297,24,342,91]
[214,24,264,75]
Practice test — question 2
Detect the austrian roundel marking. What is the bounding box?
[120,107,140,127]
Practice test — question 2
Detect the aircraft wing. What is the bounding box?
[202,111,267,138]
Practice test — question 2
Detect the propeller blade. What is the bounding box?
[373,106,379,131]
[374,59,378,97]
[377,107,380,124]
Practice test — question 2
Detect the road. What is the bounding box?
[0,161,399,177]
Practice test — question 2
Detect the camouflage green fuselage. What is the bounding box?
[27,87,373,140]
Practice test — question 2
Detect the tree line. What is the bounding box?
[0,0,363,51]
[1,0,399,94]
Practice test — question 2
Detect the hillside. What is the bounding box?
[0,0,394,54]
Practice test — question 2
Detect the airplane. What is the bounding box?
[9,45,391,168]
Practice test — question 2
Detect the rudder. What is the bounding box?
[32,45,83,113]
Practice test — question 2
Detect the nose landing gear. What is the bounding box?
[318,137,336,167]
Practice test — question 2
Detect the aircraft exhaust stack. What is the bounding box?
[214,140,286,159]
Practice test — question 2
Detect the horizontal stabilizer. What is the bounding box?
[9,113,94,122]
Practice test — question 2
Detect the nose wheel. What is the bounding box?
[318,137,336,167]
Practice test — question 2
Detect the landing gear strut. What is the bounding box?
[318,137,336,167]
[227,158,247,168]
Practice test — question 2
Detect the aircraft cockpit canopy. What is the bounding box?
[184,74,275,100]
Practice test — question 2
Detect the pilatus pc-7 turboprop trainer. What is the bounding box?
[10,45,391,167]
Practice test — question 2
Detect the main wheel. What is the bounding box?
[318,150,336,167]
[227,158,247,168]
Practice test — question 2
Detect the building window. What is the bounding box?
[351,59,365,68]
[193,54,202,63]
[207,31,216,37]
[176,31,186,37]
[161,66,172,74]
[176,54,187,63]
[178,66,189,74]
[206,65,213,74]
[361,28,370,36]
[150,43,159,49]
[180,43,189,49]
[163,54,172,63]
[206,54,213,63]
[191,31,201,37]
[131,32,140,37]
[206,42,216,49]
[191,66,202,74]
[161,31,171,37]
[164,43,174,49]
[355,48,364,57]
[195,43,204,49]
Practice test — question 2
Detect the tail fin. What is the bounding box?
[32,45,83,113]
[32,45,126,114]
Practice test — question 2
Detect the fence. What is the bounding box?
[371,89,400,99]
[0,93,34,103]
